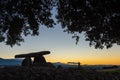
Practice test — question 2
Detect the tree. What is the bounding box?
[0,0,120,49]
[0,0,55,47]
[56,0,120,49]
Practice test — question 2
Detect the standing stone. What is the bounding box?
[22,57,32,66]
[33,56,46,64]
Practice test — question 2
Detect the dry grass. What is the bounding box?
[97,68,120,73]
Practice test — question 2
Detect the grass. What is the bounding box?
[97,68,120,73]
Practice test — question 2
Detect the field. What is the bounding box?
[97,68,120,73]
[0,66,120,80]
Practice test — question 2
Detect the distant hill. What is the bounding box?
[0,58,119,69]
[53,62,78,68]
[53,62,120,70]
[0,58,22,66]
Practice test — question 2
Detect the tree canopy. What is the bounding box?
[0,0,120,49]
[0,0,55,46]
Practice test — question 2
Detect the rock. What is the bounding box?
[22,57,32,66]
[15,51,51,67]
[33,56,46,64]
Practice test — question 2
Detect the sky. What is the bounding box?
[0,23,120,65]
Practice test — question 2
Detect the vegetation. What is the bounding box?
[0,0,120,49]
[97,69,120,73]
[0,66,120,80]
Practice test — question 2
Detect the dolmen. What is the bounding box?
[15,51,54,67]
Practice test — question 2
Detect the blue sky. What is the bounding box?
[0,23,120,65]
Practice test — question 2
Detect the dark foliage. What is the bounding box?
[0,0,120,49]
[0,0,55,47]
[56,0,120,49]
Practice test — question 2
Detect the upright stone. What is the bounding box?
[33,56,46,64]
[22,57,32,66]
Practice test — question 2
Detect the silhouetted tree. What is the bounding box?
[0,0,55,47]
[56,0,120,49]
[0,0,120,49]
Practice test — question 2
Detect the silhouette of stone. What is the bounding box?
[33,56,46,64]
[15,51,51,66]
[15,51,50,58]
[22,57,32,66]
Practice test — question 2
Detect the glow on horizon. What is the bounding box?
[45,47,120,65]
[0,25,120,65]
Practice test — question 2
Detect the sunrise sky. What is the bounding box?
[0,23,120,65]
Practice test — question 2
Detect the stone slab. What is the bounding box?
[15,51,50,58]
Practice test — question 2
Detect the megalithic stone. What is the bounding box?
[15,51,50,58]
[22,57,32,66]
[33,56,46,64]
[15,51,50,66]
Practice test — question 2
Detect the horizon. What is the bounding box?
[0,57,120,66]
[0,25,120,65]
